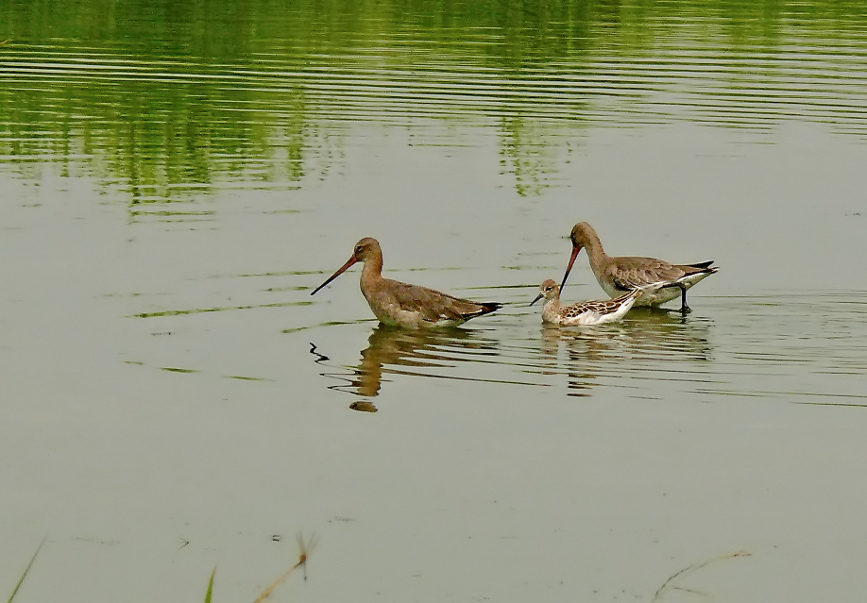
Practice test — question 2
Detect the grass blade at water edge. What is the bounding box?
[203,567,216,603]
[651,549,750,602]
[7,537,46,603]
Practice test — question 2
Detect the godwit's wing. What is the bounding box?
[376,278,500,325]
[606,257,704,291]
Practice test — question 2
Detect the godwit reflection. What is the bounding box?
[312,324,522,409]
[356,325,504,397]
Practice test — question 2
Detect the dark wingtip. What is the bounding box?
[456,302,502,322]
[473,302,501,316]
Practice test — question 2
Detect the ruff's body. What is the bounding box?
[531,279,663,326]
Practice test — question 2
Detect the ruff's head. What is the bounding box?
[530,279,560,307]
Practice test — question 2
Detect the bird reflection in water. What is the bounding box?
[538,307,714,397]
[311,324,502,411]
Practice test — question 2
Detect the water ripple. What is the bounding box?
[305,293,867,407]
[3,6,867,205]
[3,32,867,132]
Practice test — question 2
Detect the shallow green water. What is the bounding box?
[2,1,867,601]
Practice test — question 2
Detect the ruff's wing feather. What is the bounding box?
[560,290,637,319]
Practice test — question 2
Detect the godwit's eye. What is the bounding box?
[355,246,364,253]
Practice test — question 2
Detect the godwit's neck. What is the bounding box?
[581,227,608,268]
[359,254,384,295]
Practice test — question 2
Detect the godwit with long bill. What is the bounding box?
[561,222,718,313]
[311,237,501,329]
[531,279,665,326]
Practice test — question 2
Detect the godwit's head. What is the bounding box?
[561,222,596,290]
[350,237,381,263]
[311,237,382,295]
[530,279,560,307]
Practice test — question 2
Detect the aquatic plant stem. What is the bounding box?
[6,537,46,603]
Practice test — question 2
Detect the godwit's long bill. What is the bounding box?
[530,279,664,326]
[311,237,501,329]
[561,222,718,313]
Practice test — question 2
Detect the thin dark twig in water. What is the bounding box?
[253,532,318,602]
[309,342,330,363]
[652,550,750,602]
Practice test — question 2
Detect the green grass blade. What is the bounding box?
[7,537,46,603]
[203,567,216,603]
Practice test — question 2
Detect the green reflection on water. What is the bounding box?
[1,0,866,202]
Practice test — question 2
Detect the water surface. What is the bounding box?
[2,1,867,601]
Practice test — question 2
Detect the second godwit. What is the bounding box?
[310,237,501,329]
[531,279,664,325]
[561,222,718,313]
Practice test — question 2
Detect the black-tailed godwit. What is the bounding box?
[561,222,718,313]
[311,238,501,329]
